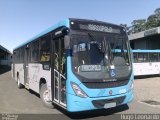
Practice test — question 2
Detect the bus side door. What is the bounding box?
[52,37,66,107]
[24,45,30,87]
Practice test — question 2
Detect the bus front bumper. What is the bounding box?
[67,90,133,112]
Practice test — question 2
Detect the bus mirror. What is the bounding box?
[64,35,70,49]
[61,27,69,35]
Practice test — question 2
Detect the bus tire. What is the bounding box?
[17,77,23,89]
[40,84,54,109]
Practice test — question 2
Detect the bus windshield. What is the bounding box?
[71,33,131,80]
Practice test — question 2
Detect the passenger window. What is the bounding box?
[20,47,25,63]
[60,39,66,75]
[149,53,158,62]
[54,40,59,70]
[16,49,20,62]
[143,53,149,62]
[137,53,149,62]
[40,35,51,62]
[133,53,138,63]
[31,41,39,62]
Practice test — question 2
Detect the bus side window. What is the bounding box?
[159,53,160,62]
[54,40,59,70]
[16,49,20,63]
[40,35,51,62]
[61,48,66,75]
[137,53,149,63]
[149,53,158,62]
[143,53,149,62]
[137,53,143,62]
[133,53,138,63]
[31,41,39,62]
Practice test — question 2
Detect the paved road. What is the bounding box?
[0,71,160,120]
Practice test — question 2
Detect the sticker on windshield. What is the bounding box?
[80,65,102,72]
[110,69,116,77]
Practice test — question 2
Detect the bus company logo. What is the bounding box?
[109,90,112,95]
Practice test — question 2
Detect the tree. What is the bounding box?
[146,14,158,29]
[154,8,160,26]
[131,19,146,33]
[128,8,160,34]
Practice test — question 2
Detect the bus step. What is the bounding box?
[25,83,29,89]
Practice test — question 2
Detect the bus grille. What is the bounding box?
[92,96,126,108]
[83,80,129,89]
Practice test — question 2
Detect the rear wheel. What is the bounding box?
[40,83,54,109]
[17,76,23,89]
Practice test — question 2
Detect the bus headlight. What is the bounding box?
[128,82,134,92]
[130,82,134,89]
[71,82,88,98]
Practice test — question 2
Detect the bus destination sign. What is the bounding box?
[79,24,120,34]
[70,20,121,34]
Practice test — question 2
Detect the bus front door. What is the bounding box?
[24,46,29,88]
[53,38,66,107]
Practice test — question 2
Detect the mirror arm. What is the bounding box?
[64,35,71,49]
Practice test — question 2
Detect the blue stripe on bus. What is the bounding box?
[132,49,160,53]
[14,18,70,50]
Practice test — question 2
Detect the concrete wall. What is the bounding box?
[129,26,160,50]
[134,39,147,49]
[129,34,160,50]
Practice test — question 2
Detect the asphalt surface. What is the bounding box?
[0,70,160,120]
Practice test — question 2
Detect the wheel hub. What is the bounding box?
[43,90,50,102]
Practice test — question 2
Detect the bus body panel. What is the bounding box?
[12,18,134,112]
[13,63,52,101]
[14,63,24,85]
[28,63,52,100]
[67,87,133,112]
[132,49,160,76]
[66,55,134,112]
[133,62,160,76]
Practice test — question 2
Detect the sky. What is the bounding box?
[0,0,160,52]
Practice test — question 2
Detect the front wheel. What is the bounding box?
[40,84,54,109]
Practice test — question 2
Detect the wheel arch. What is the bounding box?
[39,78,47,92]
[16,71,19,81]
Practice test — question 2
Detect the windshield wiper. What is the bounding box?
[88,33,105,52]
[103,37,113,65]
[88,33,113,67]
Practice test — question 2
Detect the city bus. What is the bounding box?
[132,49,160,76]
[12,18,134,112]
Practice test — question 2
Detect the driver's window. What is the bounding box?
[60,38,66,76]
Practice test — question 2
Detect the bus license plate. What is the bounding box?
[104,102,116,109]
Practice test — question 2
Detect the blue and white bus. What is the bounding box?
[12,18,134,112]
[132,49,160,76]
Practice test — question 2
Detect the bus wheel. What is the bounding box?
[40,84,54,109]
[17,77,23,89]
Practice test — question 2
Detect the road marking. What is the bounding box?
[138,101,160,108]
